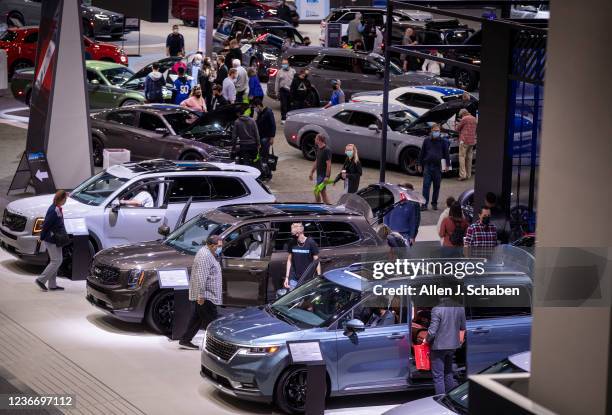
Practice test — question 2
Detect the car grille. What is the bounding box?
[90,264,121,285]
[206,334,239,361]
[2,210,27,232]
[112,16,123,24]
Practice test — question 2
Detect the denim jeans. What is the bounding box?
[430,349,458,395]
[422,163,442,207]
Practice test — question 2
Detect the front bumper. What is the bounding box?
[86,280,146,323]
[0,226,48,265]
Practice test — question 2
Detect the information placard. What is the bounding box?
[158,268,189,289]
[64,218,88,236]
[287,341,324,364]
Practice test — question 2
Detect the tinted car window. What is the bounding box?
[138,113,166,131]
[86,70,103,83]
[106,110,136,126]
[363,13,384,27]
[333,110,352,124]
[164,111,198,134]
[411,93,440,109]
[348,111,379,128]
[168,177,212,203]
[217,19,233,36]
[343,293,406,327]
[396,92,415,106]
[24,32,39,43]
[356,185,395,216]
[209,177,248,199]
[288,54,317,67]
[319,222,360,246]
[337,12,355,23]
[318,55,353,72]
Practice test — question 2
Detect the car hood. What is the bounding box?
[210,307,300,344]
[383,396,451,415]
[5,195,91,220]
[393,71,446,86]
[190,103,248,129]
[94,240,192,270]
[410,100,465,125]
[82,5,122,18]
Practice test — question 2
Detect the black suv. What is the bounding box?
[441,30,482,91]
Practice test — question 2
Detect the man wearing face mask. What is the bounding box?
[463,207,498,248]
[284,223,320,291]
[166,24,185,57]
[418,124,450,211]
[179,235,223,350]
[275,59,295,123]
[323,80,345,109]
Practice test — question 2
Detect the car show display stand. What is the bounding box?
[287,341,326,415]
[158,269,191,341]
[64,218,91,280]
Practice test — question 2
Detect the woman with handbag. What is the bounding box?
[36,190,69,291]
[334,144,362,194]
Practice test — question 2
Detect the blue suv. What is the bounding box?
[200,246,533,414]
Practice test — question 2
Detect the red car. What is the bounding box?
[0,26,127,76]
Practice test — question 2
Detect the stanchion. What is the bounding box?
[287,341,326,415]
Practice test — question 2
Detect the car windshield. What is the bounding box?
[370,54,403,75]
[270,277,361,329]
[70,171,128,206]
[164,111,200,134]
[101,67,135,86]
[442,358,526,411]
[165,215,231,255]
[388,110,418,131]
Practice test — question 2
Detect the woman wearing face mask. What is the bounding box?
[180,85,207,112]
[334,144,362,194]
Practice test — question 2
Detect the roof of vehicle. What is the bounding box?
[226,16,294,27]
[104,160,261,178]
[330,102,414,114]
[86,60,127,71]
[329,6,422,15]
[411,85,467,96]
[7,26,38,33]
[215,203,365,220]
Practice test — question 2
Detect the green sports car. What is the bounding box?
[11,60,146,109]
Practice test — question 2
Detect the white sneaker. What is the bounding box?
[281,120,285,125]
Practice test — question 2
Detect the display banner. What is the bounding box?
[295,0,329,22]
[198,15,207,54]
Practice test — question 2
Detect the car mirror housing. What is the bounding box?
[158,225,170,238]
[368,124,380,133]
[344,319,365,335]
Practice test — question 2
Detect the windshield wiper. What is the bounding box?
[269,306,299,327]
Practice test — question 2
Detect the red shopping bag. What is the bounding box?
[413,343,431,371]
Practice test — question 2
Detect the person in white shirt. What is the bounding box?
[232,59,248,103]
[121,190,154,208]
[422,49,445,76]
[222,68,238,103]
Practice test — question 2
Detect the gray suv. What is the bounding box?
[267,47,446,105]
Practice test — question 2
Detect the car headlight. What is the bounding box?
[127,269,145,289]
[268,9,277,14]
[94,13,110,20]
[237,345,280,356]
[32,218,44,235]
[262,52,277,61]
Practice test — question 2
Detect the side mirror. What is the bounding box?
[90,79,100,85]
[155,127,170,136]
[344,319,365,335]
[158,225,170,238]
[110,200,121,213]
[368,124,380,133]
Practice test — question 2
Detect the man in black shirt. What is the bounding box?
[166,25,185,57]
[215,55,228,85]
[284,223,320,290]
[419,123,450,211]
[277,0,293,25]
[309,134,332,204]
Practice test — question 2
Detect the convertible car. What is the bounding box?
[284,100,470,175]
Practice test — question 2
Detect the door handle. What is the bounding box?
[146,216,161,223]
[387,333,405,340]
[471,328,490,334]
[249,268,264,274]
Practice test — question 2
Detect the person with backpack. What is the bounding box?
[144,63,165,103]
[439,202,469,247]
[173,66,191,105]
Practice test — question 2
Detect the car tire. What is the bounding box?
[121,99,140,107]
[145,290,174,335]
[300,132,317,161]
[92,136,104,167]
[399,147,421,176]
[180,151,204,161]
[455,69,478,92]
[275,366,311,414]
[7,11,25,27]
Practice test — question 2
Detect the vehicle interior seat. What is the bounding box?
[242,232,263,259]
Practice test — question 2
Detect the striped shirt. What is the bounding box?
[189,247,222,304]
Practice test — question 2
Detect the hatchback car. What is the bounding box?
[90,103,247,166]
[0,160,273,267]
[284,100,469,175]
[267,47,446,105]
[85,185,407,334]
[200,246,533,413]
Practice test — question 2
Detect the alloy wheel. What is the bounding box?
[283,368,307,412]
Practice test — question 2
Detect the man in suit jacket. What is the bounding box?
[424,296,466,394]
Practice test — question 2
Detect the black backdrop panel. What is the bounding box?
[91,0,169,22]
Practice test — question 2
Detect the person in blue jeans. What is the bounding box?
[423,296,466,394]
[418,124,450,211]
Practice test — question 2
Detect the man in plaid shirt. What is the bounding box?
[456,108,477,181]
[464,207,498,247]
[179,235,223,350]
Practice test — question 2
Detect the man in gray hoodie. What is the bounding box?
[275,58,295,123]
[232,109,260,166]
[144,63,165,103]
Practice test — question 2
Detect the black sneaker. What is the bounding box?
[178,341,199,350]
[35,280,48,291]
[432,204,438,211]
[50,286,65,291]
[420,205,428,212]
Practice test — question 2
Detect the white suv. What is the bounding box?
[0,160,275,265]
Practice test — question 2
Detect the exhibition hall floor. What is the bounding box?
[0,249,429,415]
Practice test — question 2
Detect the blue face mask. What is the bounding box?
[432,131,441,138]
[282,64,289,70]
[346,150,353,158]
[215,247,222,257]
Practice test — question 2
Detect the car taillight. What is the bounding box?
[268,68,278,77]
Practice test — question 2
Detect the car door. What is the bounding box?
[21,30,38,62]
[465,279,532,374]
[220,224,275,307]
[103,178,172,246]
[134,112,171,160]
[343,110,381,160]
[334,292,410,391]
[101,109,140,149]
[86,69,116,109]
